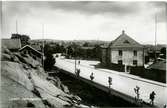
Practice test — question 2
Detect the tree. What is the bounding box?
[44,44,55,71]
[160,47,166,59]
[44,52,55,71]
[94,44,101,60]
[83,42,89,47]
[67,46,74,58]
[11,34,30,46]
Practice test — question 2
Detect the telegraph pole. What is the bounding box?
[74,44,77,74]
[75,52,76,73]
[154,13,157,62]
[16,20,18,34]
[42,24,45,67]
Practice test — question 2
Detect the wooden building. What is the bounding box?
[19,45,43,63]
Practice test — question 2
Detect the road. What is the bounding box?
[55,58,167,107]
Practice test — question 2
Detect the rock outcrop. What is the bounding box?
[1,46,87,108]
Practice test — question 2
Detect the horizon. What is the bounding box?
[29,38,167,46]
[3,33,167,45]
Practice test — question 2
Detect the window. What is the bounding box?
[133,60,137,66]
[118,60,123,65]
[24,50,26,54]
[134,50,137,56]
[119,50,122,56]
[123,40,130,44]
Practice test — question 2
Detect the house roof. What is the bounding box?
[19,45,43,55]
[2,39,21,50]
[109,30,143,48]
[30,44,42,51]
[147,60,166,71]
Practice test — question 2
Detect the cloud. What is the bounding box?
[46,2,142,16]
[2,1,166,20]
[147,2,167,22]
[2,1,146,17]
[1,1,166,44]
[0,1,2,35]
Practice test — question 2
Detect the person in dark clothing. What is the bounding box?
[90,72,94,81]
[76,69,80,77]
[134,86,140,101]
[150,91,156,106]
[108,77,112,93]
[108,77,112,88]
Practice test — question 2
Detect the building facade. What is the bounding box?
[101,30,144,72]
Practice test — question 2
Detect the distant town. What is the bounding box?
[2,32,166,83]
[1,1,167,108]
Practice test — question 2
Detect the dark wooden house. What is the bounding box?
[19,45,43,63]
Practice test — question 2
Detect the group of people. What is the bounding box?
[89,72,112,85]
[134,86,156,106]
[75,60,160,107]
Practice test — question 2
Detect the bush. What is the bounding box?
[44,53,55,71]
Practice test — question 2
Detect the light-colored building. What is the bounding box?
[101,30,144,72]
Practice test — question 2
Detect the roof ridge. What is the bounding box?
[19,45,43,55]
[111,31,142,47]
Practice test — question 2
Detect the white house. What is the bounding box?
[101,30,144,72]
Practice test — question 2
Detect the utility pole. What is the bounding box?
[154,13,157,62]
[75,53,76,73]
[74,45,77,74]
[16,20,18,34]
[42,24,45,67]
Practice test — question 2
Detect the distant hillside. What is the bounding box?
[30,39,166,51]
[30,39,111,47]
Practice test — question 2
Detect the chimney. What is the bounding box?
[122,30,125,35]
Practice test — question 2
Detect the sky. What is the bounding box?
[1,1,167,44]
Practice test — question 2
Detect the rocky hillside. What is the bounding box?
[1,46,88,108]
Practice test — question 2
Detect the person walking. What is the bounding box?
[76,69,80,77]
[108,77,112,88]
[108,77,112,93]
[90,72,94,81]
[134,86,140,101]
[150,91,156,106]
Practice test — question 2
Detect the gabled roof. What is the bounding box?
[19,45,43,55]
[31,44,42,51]
[2,39,21,50]
[110,30,143,48]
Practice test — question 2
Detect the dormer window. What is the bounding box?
[123,40,130,44]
